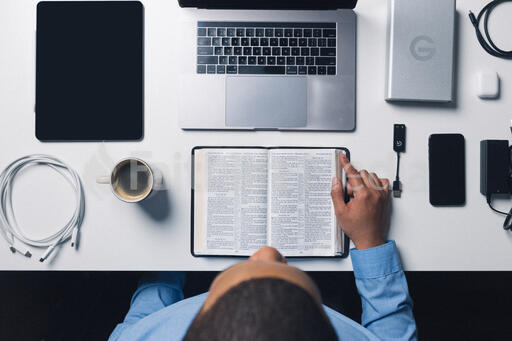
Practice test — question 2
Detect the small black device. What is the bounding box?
[392,124,406,198]
[178,0,357,10]
[480,140,510,197]
[428,134,466,206]
[36,1,144,141]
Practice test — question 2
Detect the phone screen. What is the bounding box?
[429,134,466,206]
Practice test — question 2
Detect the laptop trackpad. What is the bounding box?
[226,77,308,128]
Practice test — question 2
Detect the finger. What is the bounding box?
[380,178,390,194]
[331,177,346,214]
[370,172,383,190]
[359,170,374,190]
[339,154,364,191]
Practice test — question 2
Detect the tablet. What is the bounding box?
[36,1,144,141]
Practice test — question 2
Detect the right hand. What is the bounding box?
[331,154,391,250]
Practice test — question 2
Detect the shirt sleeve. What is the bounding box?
[350,241,417,341]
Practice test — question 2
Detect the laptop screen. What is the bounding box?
[178,0,357,10]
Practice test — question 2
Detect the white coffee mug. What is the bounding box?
[96,158,163,203]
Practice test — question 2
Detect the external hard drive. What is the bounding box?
[385,0,456,102]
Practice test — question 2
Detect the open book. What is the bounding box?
[192,147,349,258]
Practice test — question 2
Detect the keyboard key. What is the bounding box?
[327,66,336,75]
[208,28,216,36]
[231,38,240,46]
[222,38,231,46]
[215,47,223,55]
[197,64,206,73]
[299,38,308,47]
[265,28,274,37]
[256,28,264,37]
[301,48,310,56]
[219,56,228,64]
[313,29,322,37]
[241,38,250,46]
[306,57,315,65]
[198,46,213,55]
[328,39,336,47]
[311,48,320,56]
[287,66,298,74]
[198,28,207,36]
[275,28,283,37]
[296,57,305,65]
[282,47,291,56]
[234,47,242,55]
[284,29,293,37]
[224,47,233,55]
[239,66,286,74]
[320,48,336,56]
[198,56,218,64]
[318,38,327,47]
[248,56,257,65]
[198,37,211,46]
[280,38,288,46]
[207,65,216,74]
[270,38,279,46]
[289,38,298,47]
[217,28,226,36]
[308,38,317,47]
[227,28,236,37]
[286,57,295,65]
[212,37,221,46]
[229,56,237,64]
[272,47,281,55]
[277,57,286,65]
[318,66,327,75]
[243,47,252,55]
[257,56,266,65]
[251,38,259,46]
[308,66,317,75]
[292,48,300,56]
[304,29,312,37]
[253,47,262,55]
[298,66,307,74]
[238,56,247,65]
[246,28,255,37]
[263,47,271,55]
[217,65,226,74]
[260,38,269,46]
[323,29,336,37]
[227,65,237,74]
[267,56,276,65]
[294,29,302,37]
[236,28,245,37]
[316,57,336,65]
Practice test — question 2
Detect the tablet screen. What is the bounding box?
[36,1,143,141]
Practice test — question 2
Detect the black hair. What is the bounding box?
[184,277,338,341]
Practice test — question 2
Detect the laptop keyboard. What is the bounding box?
[197,22,337,76]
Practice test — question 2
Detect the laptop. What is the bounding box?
[177,0,357,131]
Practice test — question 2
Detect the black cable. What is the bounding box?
[392,152,402,197]
[469,0,512,59]
[395,152,400,181]
[487,195,512,230]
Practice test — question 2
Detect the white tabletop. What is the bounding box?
[1,0,512,271]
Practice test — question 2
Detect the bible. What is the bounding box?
[191,147,349,258]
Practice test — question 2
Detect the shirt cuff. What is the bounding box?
[350,241,402,279]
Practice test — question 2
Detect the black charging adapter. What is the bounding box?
[393,124,406,198]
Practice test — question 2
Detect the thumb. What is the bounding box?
[331,177,346,214]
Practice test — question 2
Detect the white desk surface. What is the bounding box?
[1,0,512,271]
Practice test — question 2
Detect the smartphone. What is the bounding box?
[428,134,466,206]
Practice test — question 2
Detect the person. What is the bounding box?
[109,155,417,341]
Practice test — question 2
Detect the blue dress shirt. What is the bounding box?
[109,241,417,341]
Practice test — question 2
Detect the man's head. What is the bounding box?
[184,247,337,341]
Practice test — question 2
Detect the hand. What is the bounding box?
[331,154,391,250]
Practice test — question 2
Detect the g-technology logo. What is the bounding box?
[410,35,436,61]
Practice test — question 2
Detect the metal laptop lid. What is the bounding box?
[177,0,357,10]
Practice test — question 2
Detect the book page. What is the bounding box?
[194,149,268,256]
[268,149,337,257]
